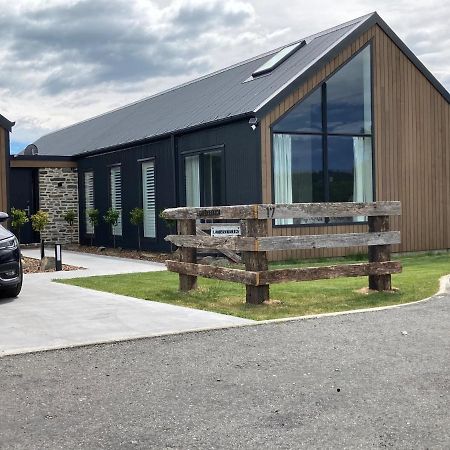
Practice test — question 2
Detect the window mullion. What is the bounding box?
[322,83,329,203]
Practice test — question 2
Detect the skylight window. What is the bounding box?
[252,40,306,77]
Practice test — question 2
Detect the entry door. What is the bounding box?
[9,168,39,243]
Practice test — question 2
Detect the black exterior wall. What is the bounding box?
[176,119,261,206]
[77,138,175,251]
[76,118,261,251]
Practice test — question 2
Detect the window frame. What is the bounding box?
[139,157,157,240]
[108,164,122,237]
[270,42,376,228]
[83,170,95,236]
[181,145,226,207]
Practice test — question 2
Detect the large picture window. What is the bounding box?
[272,45,373,225]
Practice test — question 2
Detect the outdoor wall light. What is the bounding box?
[249,117,258,130]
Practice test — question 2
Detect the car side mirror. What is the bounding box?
[0,212,9,222]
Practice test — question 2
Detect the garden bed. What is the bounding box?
[63,244,172,263]
[22,257,83,274]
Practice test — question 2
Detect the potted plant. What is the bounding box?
[103,208,120,248]
[31,210,49,258]
[87,208,100,246]
[63,210,77,244]
[129,207,144,251]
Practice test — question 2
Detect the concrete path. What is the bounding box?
[0,249,252,357]
[0,288,449,449]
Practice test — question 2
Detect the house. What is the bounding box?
[0,113,13,213]
[11,12,450,260]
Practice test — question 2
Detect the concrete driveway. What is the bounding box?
[0,249,252,357]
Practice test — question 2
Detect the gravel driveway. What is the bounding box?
[1,283,449,449]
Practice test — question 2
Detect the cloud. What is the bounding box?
[0,0,448,149]
[0,0,220,94]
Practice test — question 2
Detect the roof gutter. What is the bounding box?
[11,154,75,161]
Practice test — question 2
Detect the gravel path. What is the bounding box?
[1,290,449,449]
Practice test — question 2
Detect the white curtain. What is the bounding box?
[353,137,373,221]
[362,47,372,134]
[273,134,293,225]
[185,155,200,207]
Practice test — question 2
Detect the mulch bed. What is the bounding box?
[63,244,174,263]
[22,257,83,274]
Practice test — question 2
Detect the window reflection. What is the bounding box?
[327,48,372,134]
[272,45,373,225]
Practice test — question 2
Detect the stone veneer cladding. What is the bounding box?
[39,167,79,243]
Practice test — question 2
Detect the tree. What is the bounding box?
[63,210,77,244]
[10,207,29,243]
[103,208,120,248]
[87,208,100,246]
[31,210,49,259]
[129,207,144,251]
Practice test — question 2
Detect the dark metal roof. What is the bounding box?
[29,12,450,157]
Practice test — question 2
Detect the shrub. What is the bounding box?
[31,210,49,234]
[130,208,144,251]
[104,208,120,248]
[87,208,100,246]
[10,208,29,242]
[63,210,77,244]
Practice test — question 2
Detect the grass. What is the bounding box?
[57,253,450,321]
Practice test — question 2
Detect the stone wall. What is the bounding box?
[39,167,79,243]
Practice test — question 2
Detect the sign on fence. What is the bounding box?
[210,225,241,237]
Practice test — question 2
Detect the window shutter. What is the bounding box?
[84,172,94,234]
[110,166,122,236]
[142,161,156,238]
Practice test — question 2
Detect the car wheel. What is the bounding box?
[2,262,22,298]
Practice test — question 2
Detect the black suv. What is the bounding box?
[0,212,22,297]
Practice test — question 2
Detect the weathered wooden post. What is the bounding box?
[178,219,197,291]
[242,218,269,304]
[368,215,391,291]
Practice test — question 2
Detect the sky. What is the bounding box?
[0,0,449,154]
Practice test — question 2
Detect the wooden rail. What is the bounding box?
[161,202,402,304]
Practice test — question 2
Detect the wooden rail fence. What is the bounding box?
[161,202,402,304]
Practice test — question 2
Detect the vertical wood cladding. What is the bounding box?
[261,25,450,261]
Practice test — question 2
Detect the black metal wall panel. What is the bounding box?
[76,119,261,251]
[77,138,174,251]
[176,119,261,206]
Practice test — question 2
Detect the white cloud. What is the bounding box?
[0,0,448,151]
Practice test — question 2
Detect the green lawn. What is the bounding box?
[58,253,450,321]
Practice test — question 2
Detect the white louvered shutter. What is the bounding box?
[110,166,122,236]
[84,172,94,234]
[142,161,156,238]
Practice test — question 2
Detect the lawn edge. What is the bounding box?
[2,275,448,359]
[256,274,450,325]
